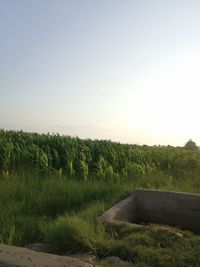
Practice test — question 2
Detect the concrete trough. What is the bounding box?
[100,189,200,233]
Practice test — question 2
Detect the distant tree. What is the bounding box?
[184,139,198,150]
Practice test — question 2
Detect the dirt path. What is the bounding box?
[0,244,94,267]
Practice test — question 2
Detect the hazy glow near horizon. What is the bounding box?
[1,0,200,146]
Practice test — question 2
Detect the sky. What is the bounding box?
[1,0,200,146]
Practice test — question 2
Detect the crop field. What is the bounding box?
[0,130,200,267]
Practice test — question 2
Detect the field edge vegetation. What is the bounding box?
[0,130,200,266]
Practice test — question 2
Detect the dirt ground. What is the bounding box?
[0,244,94,267]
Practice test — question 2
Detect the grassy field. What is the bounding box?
[0,169,200,267]
[0,130,200,266]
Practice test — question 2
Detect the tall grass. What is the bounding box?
[0,170,130,245]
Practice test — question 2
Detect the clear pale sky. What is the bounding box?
[1,0,200,146]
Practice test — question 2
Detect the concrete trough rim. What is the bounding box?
[130,188,200,197]
[100,189,200,234]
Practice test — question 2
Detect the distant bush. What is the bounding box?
[184,139,198,150]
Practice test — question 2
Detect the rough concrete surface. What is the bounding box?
[24,243,55,253]
[69,253,96,265]
[100,189,200,233]
[100,194,137,223]
[104,256,131,267]
[0,244,94,267]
